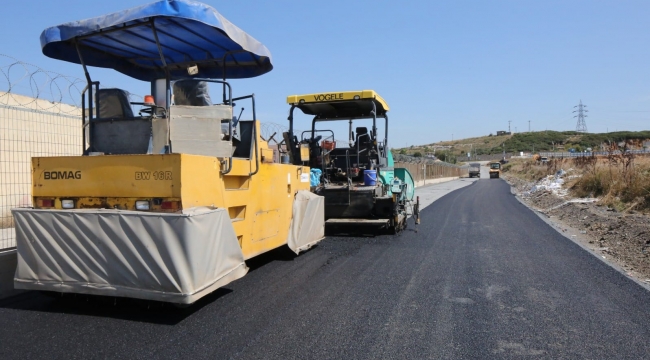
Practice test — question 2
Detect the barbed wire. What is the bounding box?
[0,54,87,114]
[260,122,291,143]
[260,122,356,148]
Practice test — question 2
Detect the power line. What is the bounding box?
[573,100,588,132]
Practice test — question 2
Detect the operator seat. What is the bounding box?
[356,127,369,147]
[92,88,150,154]
[96,88,134,119]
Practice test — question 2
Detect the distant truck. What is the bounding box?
[468,163,481,178]
[489,162,501,179]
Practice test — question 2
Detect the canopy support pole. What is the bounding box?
[150,18,172,154]
[219,50,263,105]
[287,105,299,164]
[150,18,171,114]
[349,119,353,147]
[371,101,377,145]
[384,114,389,150]
[75,40,95,153]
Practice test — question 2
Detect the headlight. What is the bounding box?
[135,201,150,211]
[61,199,75,209]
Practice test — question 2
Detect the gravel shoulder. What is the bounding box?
[503,173,650,288]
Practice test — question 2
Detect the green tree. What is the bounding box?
[413,152,422,157]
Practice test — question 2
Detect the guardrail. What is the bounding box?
[538,150,649,158]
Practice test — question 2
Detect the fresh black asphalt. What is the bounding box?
[1,179,649,359]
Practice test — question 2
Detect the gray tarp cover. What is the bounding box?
[12,207,247,304]
[287,191,325,254]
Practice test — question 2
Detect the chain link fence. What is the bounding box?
[1,55,83,249]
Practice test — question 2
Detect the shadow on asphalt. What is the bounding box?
[245,245,302,272]
[0,286,234,325]
[0,245,317,325]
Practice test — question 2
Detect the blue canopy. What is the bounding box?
[40,0,273,81]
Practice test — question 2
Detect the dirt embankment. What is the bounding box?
[504,174,650,285]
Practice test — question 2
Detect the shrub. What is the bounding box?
[572,170,607,198]
[570,156,650,212]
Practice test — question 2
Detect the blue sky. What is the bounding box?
[1,0,649,148]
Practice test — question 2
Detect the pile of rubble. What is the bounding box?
[526,169,569,197]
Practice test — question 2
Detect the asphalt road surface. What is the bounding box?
[1,178,650,359]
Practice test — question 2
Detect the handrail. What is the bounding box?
[345,150,351,205]
[301,129,334,143]
[248,121,260,176]
[227,93,259,176]
[220,50,260,104]
[320,134,336,157]
[320,134,335,179]
[356,133,370,168]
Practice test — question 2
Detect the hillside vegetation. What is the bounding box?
[394,131,650,160]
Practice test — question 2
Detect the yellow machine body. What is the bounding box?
[31,123,311,260]
[18,1,326,304]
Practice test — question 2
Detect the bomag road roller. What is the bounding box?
[11,0,324,305]
[489,162,502,178]
[285,91,420,234]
